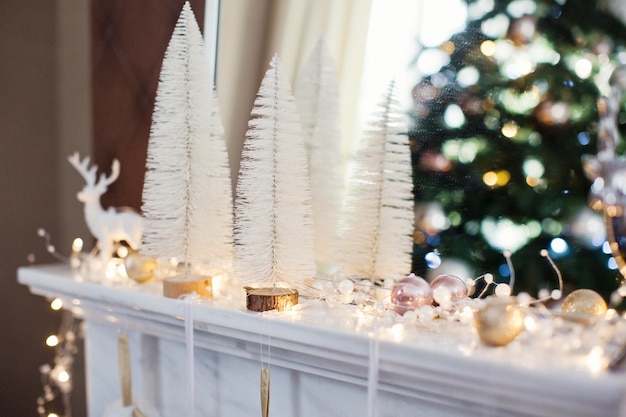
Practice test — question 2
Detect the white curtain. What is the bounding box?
[216,0,373,182]
[264,0,373,160]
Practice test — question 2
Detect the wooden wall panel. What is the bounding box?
[91,0,206,210]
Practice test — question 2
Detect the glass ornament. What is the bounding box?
[390,274,433,316]
[430,274,469,301]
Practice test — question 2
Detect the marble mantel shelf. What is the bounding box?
[18,263,626,417]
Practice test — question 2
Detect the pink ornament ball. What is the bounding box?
[430,274,469,301]
[390,274,433,315]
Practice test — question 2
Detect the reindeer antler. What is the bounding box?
[97,159,120,188]
[68,152,121,189]
[68,152,98,186]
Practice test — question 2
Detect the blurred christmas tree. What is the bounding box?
[410,0,626,299]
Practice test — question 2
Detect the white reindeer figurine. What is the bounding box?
[68,152,144,269]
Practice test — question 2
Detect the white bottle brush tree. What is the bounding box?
[234,54,315,293]
[294,37,344,276]
[141,2,233,278]
[338,81,414,280]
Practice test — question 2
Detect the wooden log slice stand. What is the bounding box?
[163,275,213,298]
[245,287,298,312]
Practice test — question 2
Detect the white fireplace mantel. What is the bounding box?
[18,263,626,417]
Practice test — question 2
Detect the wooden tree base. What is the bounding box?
[245,287,298,312]
[163,275,212,298]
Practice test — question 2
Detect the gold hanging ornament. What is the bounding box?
[118,333,132,407]
[124,250,157,283]
[261,367,270,417]
[474,297,525,346]
[561,289,608,317]
[102,332,148,417]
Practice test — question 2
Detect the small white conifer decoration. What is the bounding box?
[338,81,414,279]
[234,54,315,290]
[141,2,233,273]
[294,37,343,274]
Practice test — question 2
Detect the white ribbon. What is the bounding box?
[367,334,379,417]
[182,294,197,417]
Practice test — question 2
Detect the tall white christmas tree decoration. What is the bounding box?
[141,2,232,297]
[294,37,343,275]
[337,81,414,279]
[235,54,315,311]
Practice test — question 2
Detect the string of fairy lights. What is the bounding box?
[37,302,79,417]
[33,230,84,417]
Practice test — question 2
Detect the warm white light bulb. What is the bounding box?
[57,370,70,383]
[50,298,63,311]
[574,58,592,79]
[212,274,224,294]
[116,245,129,258]
[71,238,83,253]
[524,315,537,332]
[45,335,59,347]
[105,260,117,279]
[587,345,606,375]
[501,121,519,138]
[391,323,406,343]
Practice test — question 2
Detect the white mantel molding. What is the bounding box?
[19,263,626,417]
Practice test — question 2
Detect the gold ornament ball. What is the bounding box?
[474,298,525,347]
[124,251,157,283]
[561,289,607,317]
